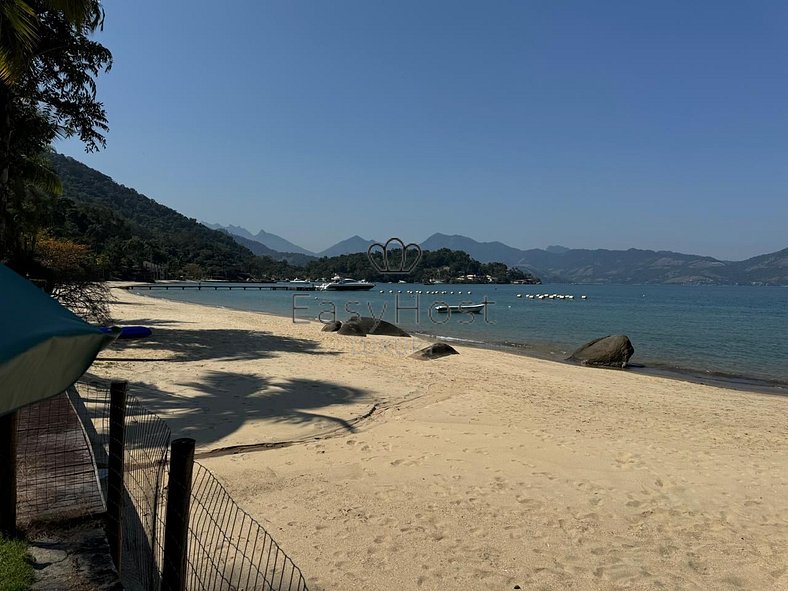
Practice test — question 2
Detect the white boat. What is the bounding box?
[289,278,311,284]
[317,277,375,291]
[434,303,487,314]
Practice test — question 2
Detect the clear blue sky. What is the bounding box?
[58,0,788,259]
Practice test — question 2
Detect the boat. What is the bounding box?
[316,277,376,291]
[434,303,487,314]
[289,278,311,284]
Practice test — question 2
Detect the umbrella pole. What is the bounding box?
[0,410,18,538]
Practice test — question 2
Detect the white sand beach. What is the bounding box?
[92,288,788,590]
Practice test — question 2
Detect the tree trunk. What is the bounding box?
[0,83,13,265]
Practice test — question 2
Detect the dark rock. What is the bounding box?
[321,320,342,332]
[347,316,410,337]
[337,320,367,337]
[568,335,634,368]
[411,342,459,360]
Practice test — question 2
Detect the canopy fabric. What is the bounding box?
[0,264,116,416]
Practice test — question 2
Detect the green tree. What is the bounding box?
[0,0,111,268]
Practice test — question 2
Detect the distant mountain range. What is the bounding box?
[204,224,375,259]
[420,233,788,285]
[64,151,784,286]
[208,224,788,285]
[203,223,314,256]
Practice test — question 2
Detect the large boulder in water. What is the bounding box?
[346,316,410,337]
[411,342,459,361]
[568,335,634,368]
[321,320,342,332]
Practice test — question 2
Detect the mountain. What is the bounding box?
[48,154,263,279]
[318,235,376,258]
[204,225,316,266]
[725,247,788,285]
[205,223,314,255]
[216,232,278,257]
[514,248,729,284]
[203,223,256,241]
[420,233,788,285]
[228,234,315,267]
[421,233,527,266]
[41,157,532,282]
[250,229,313,255]
[53,159,782,286]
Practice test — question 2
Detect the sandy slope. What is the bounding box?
[92,288,788,590]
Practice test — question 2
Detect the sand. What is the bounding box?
[92,288,788,590]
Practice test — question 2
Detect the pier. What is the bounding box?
[124,283,318,291]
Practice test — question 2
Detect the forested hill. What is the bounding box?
[45,154,534,283]
[48,153,263,279]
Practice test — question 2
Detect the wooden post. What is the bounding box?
[0,411,18,538]
[106,381,128,570]
[161,438,195,591]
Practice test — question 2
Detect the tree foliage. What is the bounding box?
[33,232,112,322]
[0,0,111,268]
[299,249,539,284]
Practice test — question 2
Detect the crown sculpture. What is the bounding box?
[367,238,422,274]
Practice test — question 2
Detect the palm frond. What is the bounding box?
[0,0,39,84]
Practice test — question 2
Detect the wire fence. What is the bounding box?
[185,462,309,591]
[65,380,171,590]
[41,379,311,591]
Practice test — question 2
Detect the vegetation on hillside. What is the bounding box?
[42,154,537,284]
[302,249,539,283]
[48,153,266,279]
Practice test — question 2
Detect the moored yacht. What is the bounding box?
[317,276,376,291]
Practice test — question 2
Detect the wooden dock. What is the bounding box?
[124,283,318,291]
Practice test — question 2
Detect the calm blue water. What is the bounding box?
[138,283,788,389]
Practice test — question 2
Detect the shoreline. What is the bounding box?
[97,287,788,590]
[128,289,788,397]
[410,330,788,397]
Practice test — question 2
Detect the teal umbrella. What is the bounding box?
[0,264,117,416]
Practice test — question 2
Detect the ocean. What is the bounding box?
[137,282,788,391]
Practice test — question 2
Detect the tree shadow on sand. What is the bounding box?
[97,327,338,363]
[86,370,373,448]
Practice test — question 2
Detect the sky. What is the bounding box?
[57,1,788,260]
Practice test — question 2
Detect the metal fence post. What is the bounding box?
[107,381,128,570]
[0,410,18,538]
[162,438,195,591]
